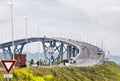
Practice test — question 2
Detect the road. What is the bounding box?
[53,37,104,66]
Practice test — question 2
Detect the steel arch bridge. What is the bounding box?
[0,37,105,66]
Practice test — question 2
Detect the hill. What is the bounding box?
[0,61,120,81]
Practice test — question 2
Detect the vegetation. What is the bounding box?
[36,59,45,66]
[0,61,120,81]
[0,62,2,67]
[29,59,34,65]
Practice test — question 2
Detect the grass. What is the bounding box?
[0,61,120,81]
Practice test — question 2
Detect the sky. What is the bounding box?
[0,0,120,55]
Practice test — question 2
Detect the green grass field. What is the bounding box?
[0,61,120,81]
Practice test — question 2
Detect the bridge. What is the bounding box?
[0,37,105,66]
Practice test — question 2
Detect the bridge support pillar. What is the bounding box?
[67,46,69,60]
[42,40,47,65]
[73,47,76,57]
[59,43,63,63]
[2,46,12,59]
[14,44,25,54]
[67,45,72,60]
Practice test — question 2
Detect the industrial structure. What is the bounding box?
[0,37,105,66]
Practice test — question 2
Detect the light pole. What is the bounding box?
[23,16,28,43]
[8,1,14,60]
[22,15,29,67]
[36,25,41,67]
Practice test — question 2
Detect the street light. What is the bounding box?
[23,15,29,67]
[36,24,41,67]
[8,1,14,60]
[22,15,28,66]
[23,16,28,42]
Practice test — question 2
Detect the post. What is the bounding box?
[6,78,9,81]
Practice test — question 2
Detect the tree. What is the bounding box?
[30,59,34,65]
[36,59,45,66]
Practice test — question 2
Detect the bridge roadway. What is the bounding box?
[0,37,104,67]
[52,37,104,66]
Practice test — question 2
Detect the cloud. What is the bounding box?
[0,2,10,24]
[110,7,120,12]
[0,0,120,55]
[96,8,120,33]
[103,6,120,12]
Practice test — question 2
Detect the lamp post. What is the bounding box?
[36,25,41,67]
[8,1,14,60]
[23,15,29,67]
[23,16,28,43]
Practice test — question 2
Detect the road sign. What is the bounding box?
[4,74,13,78]
[1,60,16,73]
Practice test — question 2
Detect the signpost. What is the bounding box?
[1,60,16,81]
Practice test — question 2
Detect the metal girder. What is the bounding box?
[2,46,12,59]
[69,46,72,58]
[54,43,67,63]
[49,41,55,63]
[2,44,25,59]
[54,44,61,61]
[72,47,76,57]
[50,40,56,47]
[54,45,60,52]
[63,45,67,54]
[66,45,72,60]
[14,44,25,54]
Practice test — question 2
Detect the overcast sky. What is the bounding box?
[0,0,120,55]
